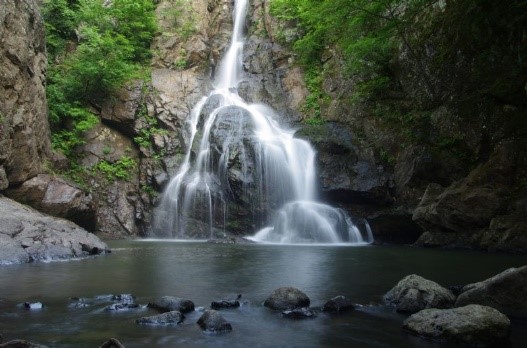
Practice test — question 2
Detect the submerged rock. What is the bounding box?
[323,296,354,314]
[403,305,510,346]
[282,307,316,319]
[455,265,527,318]
[136,311,185,326]
[211,294,241,310]
[383,274,455,313]
[98,338,126,348]
[264,287,310,310]
[0,340,49,348]
[23,302,43,310]
[197,310,232,333]
[105,303,139,311]
[148,296,195,314]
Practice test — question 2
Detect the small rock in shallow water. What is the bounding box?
[112,294,134,304]
[24,302,43,310]
[211,294,241,310]
[282,307,316,319]
[197,310,232,333]
[323,296,354,313]
[105,303,140,311]
[148,296,195,314]
[0,339,49,347]
[264,287,310,310]
[136,311,185,326]
[98,338,125,348]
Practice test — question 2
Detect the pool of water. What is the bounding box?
[1,241,526,347]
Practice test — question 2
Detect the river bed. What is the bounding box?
[1,241,526,347]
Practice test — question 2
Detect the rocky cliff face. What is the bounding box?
[0,1,108,263]
[264,1,527,251]
[0,0,51,189]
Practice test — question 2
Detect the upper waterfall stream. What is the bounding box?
[153,0,371,245]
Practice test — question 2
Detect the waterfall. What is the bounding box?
[153,0,370,245]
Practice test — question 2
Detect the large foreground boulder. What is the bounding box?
[264,287,310,310]
[403,305,510,346]
[455,265,527,318]
[383,274,455,313]
[0,197,108,265]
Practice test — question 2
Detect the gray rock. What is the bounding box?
[148,296,195,314]
[0,340,49,348]
[282,307,316,319]
[455,265,527,318]
[24,302,43,310]
[211,294,241,310]
[383,274,455,313]
[136,311,184,326]
[6,174,95,231]
[0,197,108,265]
[264,287,310,310]
[197,310,232,332]
[98,338,125,348]
[323,296,354,313]
[403,305,510,346]
[0,0,51,186]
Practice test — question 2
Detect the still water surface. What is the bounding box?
[1,241,527,347]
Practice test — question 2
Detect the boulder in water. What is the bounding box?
[148,296,195,314]
[282,307,316,319]
[455,265,527,318]
[403,305,510,346]
[323,296,354,313]
[136,311,185,326]
[98,338,126,348]
[264,287,310,310]
[197,310,232,333]
[0,340,49,348]
[383,274,455,313]
[211,294,241,310]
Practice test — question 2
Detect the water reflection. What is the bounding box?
[0,241,527,348]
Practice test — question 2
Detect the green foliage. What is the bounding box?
[159,0,196,39]
[302,67,326,123]
[270,0,432,103]
[93,156,137,182]
[43,0,157,157]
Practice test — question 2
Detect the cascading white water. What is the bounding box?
[153,0,371,245]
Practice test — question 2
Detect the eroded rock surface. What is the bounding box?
[383,274,455,313]
[0,197,108,265]
[403,305,510,346]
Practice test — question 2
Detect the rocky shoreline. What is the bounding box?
[0,197,109,265]
[2,266,525,347]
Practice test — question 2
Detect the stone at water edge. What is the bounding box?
[403,305,510,346]
[264,287,310,310]
[282,307,316,319]
[383,274,455,313]
[148,296,195,314]
[197,310,232,333]
[323,296,354,313]
[455,265,527,318]
[136,311,185,326]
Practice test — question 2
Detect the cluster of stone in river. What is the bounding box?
[5,266,526,348]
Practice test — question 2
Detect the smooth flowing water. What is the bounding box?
[153,0,368,244]
[1,241,527,348]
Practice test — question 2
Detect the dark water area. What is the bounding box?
[1,241,527,347]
